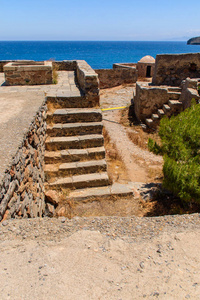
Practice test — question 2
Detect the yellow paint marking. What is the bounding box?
[101,106,127,111]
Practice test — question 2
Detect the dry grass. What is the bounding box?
[52,66,58,84]
[103,127,129,183]
[120,107,161,151]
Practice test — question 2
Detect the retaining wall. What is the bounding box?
[0,104,47,221]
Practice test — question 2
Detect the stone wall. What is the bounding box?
[76,60,100,106]
[95,66,137,89]
[0,60,77,73]
[180,78,200,109]
[4,62,53,86]
[0,104,47,221]
[152,53,200,86]
[134,83,168,121]
[53,60,77,71]
[0,60,32,72]
[137,62,155,78]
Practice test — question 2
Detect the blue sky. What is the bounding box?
[1,0,200,41]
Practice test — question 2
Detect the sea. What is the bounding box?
[1,41,200,69]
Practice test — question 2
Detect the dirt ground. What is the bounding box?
[100,84,163,184]
[100,84,200,216]
[1,216,200,300]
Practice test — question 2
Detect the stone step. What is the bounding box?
[152,113,160,121]
[145,118,154,128]
[45,159,107,178]
[157,109,165,118]
[45,147,105,164]
[47,122,103,137]
[46,95,98,109]
[46,95,95,109]
[67,183,133,201]
[47,108,102,124]
[151,114,160,126]
[45,134,104,151]
[168,87,182,93]
[168,91,181,100]
[163,104,171,116]
[168,100,183,115]
[48,172,110,189]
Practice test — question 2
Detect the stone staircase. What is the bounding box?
[45,105,110,188]
[145,87,183,129]
[44,74,133,211]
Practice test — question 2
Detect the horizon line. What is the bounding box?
[0,40,188,42]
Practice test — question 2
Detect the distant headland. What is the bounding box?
[187,36,200,45]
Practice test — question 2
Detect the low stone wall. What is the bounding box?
[0,60,77,73]
[134,83,168,121]
[95,66,137,89]
[0,104,47,221]
[180,78,200,109]
[76,60,100,106]
[0,60,32,72]
[53,60,77,71]
[152,53,200,86]
[113,63,137,69]
[4,61,53,86]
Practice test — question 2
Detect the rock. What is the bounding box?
[2,220,8,226]
[45,190,59,206]
[60,217,66,223]
[57,207,66,217]
[139,261,144,269]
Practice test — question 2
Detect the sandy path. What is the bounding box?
[101,85,163,183]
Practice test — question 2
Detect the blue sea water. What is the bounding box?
[0,41,200,69]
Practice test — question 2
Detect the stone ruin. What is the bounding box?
[3,60,53,85]
[134,53,200,129]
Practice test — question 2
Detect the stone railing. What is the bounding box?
[0,104,47,221]
[76,60,100,106]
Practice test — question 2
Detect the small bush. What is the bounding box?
[148,101,200,203]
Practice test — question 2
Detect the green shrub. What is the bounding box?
[148,101,200,203]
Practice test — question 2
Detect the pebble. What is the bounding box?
[0,214,200,243]
[2,221,8,226]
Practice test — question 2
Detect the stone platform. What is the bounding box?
[0,71,81,184]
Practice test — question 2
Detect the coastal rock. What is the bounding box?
[187,36,200,45]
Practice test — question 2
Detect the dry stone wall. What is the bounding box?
[95,66,137,89]
[152,53,200,86]
[0,104,47,221]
